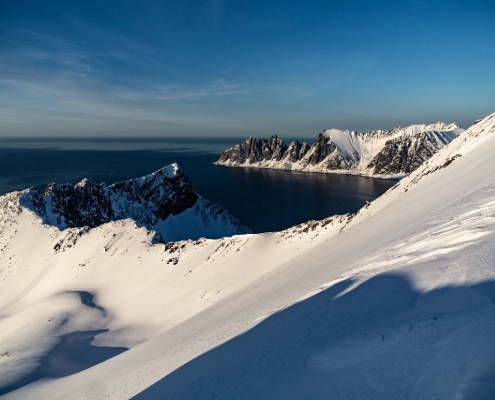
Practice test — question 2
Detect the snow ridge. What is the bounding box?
[11,163,251,241]
[215,122,463,178]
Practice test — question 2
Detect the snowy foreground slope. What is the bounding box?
[215,122,463,178]
[1,113,495,399]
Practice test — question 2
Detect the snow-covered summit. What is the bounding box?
[7,164,251,241]
[399,121,461,134]
[215,122,463,178]
[321,122,461,144]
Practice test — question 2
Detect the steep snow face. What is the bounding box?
[215,122,463,178]
[15,163,251,241]
[2,113,495,400]
[322,122,461,169]
[321,129,372,166]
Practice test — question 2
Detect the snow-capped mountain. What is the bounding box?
[2,114,495,399]
[215,122,463,178]
[7,163,251,242]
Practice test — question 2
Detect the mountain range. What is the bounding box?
[9,163,251,242]
[215,122,464,178]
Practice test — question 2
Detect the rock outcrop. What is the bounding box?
[215,123,464,178]
[14,163,251,241]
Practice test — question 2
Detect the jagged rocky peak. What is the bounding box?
[303,133,338,166]
[266,135,289,161]
[286,140,310,162]
[217,134,309,166]
[218,135,294,164]
[15,163,251,242]
[215,122,464,178]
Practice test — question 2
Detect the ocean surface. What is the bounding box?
[0,137,395,233]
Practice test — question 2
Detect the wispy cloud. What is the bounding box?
[122,81,250,102]
[0,37,246,136]
[0,28,248,106]
[0,26,322,136]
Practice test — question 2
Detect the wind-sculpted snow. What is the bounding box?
[0,192,349,396]
[2,113,495,400]
[215,122,463,178]
[12,163,251,241]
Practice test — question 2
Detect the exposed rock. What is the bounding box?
[286,141,309,162]
[302,134,338,166]
[215,123,463,178]
[367,130,457,175]
[13,164,251,241]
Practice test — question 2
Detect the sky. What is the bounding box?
[1,0,494,137]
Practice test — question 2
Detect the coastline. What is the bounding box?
[213,161,406,181]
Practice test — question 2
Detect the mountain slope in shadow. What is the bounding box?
[134,273,495,400]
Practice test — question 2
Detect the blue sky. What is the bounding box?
[1,0,494,137]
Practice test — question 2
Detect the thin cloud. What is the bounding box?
[0,27,320,136]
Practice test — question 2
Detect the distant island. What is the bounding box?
[215,122,463,179]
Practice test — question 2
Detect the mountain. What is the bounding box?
[8,163,251,242]
[1,113,495,399]
[215,122,464,178]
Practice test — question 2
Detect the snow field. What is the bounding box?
[1,113,495,399]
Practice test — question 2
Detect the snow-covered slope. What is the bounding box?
[14,163,251,242]
[0,197,348,395]
[215,122,463,178]
[1,114,495,399]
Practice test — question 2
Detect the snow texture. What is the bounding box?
[1,114,495,399]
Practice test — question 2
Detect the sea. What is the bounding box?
[0,137,396,233]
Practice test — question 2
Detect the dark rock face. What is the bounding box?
[23,166,197,231]
[217,135,307,165]
[243,137,263,163]
[216,133,346,169]
[325,152,350,170]
[267,136,289,161]
[368,131,453,175]
[17,164,251,240]
[217,144,245,164]
[286,141,309,162]
[43,180,115,229]
[110,169,198,224]
[304,134,334,165]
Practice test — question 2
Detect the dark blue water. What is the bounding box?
[0,137,395,233]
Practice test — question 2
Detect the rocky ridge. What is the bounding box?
[215,122,464,178]
[4,163,251,242]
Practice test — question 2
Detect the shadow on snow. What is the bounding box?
[0,291,127,397]
[134,273,495,400]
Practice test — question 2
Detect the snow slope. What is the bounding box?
[1,114,495,399]
[0,195,348,395]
